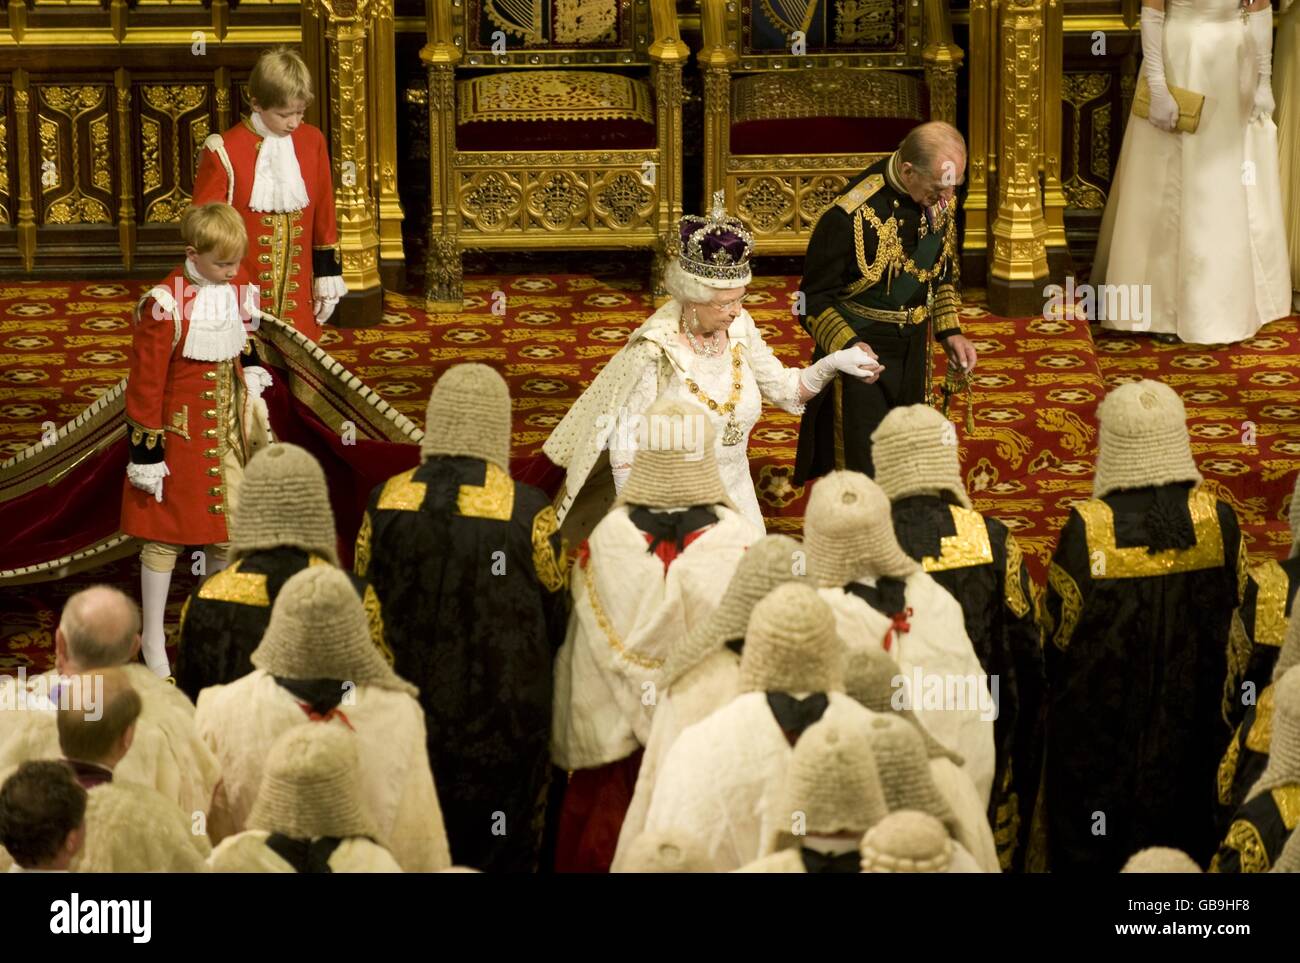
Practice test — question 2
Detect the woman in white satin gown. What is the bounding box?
[1093,0,1292,344]
[1277,0,1300,310]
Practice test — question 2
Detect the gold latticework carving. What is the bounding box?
[593,171,654,227]
[0,87,9,223]
[1061,72,1110,212]
[737,175,794,233]
[528,170,588,229]
[457,71,654,125]
[38,85,111,225]
[800,175,847,220]
[462,171,524,230]
[731,68,924,124]
[554,0,618,43]
[140,85,208,224]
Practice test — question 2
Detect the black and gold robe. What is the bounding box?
[890,494,1045,872]
[1217,683,1276,829]
[1209,785,1300,873]
[1042,482,1245,872]
[794,153,963,484]
[174,546,389,700]
[1224,556,1300,731]
[356,455,569,874]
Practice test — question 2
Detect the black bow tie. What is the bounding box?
[843,577,908,617]
[800,848,861,874]
[628,506,718,554]
[767,692,829,745]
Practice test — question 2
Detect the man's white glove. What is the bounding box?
[243,365,274,401]
[126,462,170,503]
[1140,8,1181,132]
[1248,5,1276,123]
[799,343,882,396]
[313,275,347,325]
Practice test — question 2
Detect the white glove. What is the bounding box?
[1248,6,1275,122]
[313,275,346,325]
[612,463,632,495]
[1140,8,1180,132]
[799,344,882,396]
[243,365,274,401]
[126,462,170,503]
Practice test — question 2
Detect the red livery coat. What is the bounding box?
[121,263,261,546]
[192,118,341,341]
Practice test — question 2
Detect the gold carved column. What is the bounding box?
[922,0,963,126]
[12,70,37,272]
[699,0,737,210]
[368,0,406,286]
[1040,0,1069,271]
[420,0,462,311]
[961,0,994,282]
[987,0,1050,317]
[310,0,385,324]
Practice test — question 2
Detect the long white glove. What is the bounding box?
[1140,7,1180,132]
[799,344,882,396]
[126,462,170,503]
[243,365,274,401]
[313,275,347,325]
[1247,5,1276,122]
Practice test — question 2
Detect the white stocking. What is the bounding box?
[140,565,174,677]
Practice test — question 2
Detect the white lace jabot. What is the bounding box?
[180,259,247,362]
[249,111,309,213]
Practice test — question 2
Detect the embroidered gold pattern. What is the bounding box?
[531,506,569,593]
[553,0,618,43]
[852,202,958,292]
[458,462,515,522]
[1273,786,1300,830]
[1252,560,1290,648]
[932,283,963,335]
[1217,729,1241,806]
[1246,686,1275,754]
[197,563,270,606]
[354,511,373,577]
[483,0,545,45]
[732,72,924,125]
[1223,610,1253,726]
[1210,819,1269,873]
[1048,561,1082,651]
[458,72,653,126]
[1004,531,1033,619]
[163,405,191,441]
[363,582,395,666]
[377,468,427,512]
[1077,488,1223,579]
[126,416,165,451]
[922,506,993,573]
[809,307,857,354]
[835,173,883,214]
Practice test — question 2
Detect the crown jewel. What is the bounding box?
[678,190,755,285]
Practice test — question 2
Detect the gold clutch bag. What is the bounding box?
[1132,76,1204,133]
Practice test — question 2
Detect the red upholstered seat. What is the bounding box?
[455,69,658,151]
[727,68,928,156]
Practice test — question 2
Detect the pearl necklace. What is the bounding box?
[682,309,723,357]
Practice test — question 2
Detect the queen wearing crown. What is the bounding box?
[544,195,880,538]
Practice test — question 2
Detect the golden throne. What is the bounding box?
[700,0,962,254]
[420,0,689,308]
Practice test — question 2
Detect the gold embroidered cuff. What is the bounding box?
[933,284,962,336]
[126,417,166,451]
[809,307,859,355]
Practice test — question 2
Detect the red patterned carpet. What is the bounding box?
[1,271,1297,674]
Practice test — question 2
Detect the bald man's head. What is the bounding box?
[56,668,140,767]
[897,121,967,208]
[57,585,140,672]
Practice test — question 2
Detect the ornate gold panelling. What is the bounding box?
[0,86,9,223]
[454,156,660,236]
[1061,72,1110,211]
[36,84,113,225]
[139,84,210,223]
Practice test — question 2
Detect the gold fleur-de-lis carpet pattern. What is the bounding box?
[0,275,1296,674]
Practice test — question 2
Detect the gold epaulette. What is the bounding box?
[836,174,884,214]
